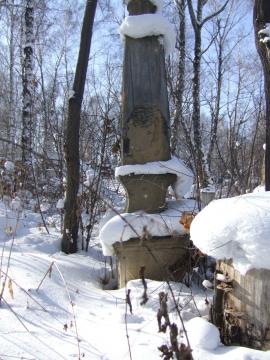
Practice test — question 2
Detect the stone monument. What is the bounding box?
[100,0,194,288]
[120,0,176,213]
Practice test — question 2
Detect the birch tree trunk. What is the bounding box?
[254,0,270,190]
[187,0,229,190]
[61,0,97,254]
[8,0,16,159]
[21,0,34,164]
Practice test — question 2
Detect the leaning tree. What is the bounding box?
[62,0,97,254]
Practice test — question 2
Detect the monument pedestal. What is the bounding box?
[106,0,194,289]
[120,173,176,213]
[114,234,190,288]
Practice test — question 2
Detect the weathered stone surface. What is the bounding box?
[127,0,156,15]
[123,107,170,165]
[212,260,270,350]
[121,36,171,166]
[114,234,190,288]
[120,173,176,213]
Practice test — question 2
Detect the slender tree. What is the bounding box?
[254,0,270,190]
[7,0,17,159]
[171,0,187,154]
[21,0,35,164]
[187,0,230,189]
[61,0,98,254]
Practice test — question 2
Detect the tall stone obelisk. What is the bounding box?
[119,0,176,213]
[107,0,191,288]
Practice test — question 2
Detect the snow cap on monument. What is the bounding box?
[120,0,176,55]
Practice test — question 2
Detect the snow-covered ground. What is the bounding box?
[1,200,270,359]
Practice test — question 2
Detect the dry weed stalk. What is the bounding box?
[8,278,14,299]
[53,262,81,360]
[125,287,133,360]
[126,289,132,314]
[157,292,193,360]
[139,266,149,305]
[36,261,54,292]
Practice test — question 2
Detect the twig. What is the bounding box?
[139,266,148,305]
[0,269,48,312]
[0,233,16,305]
[2,297,30,332]
[30,160,50,235]
[157,292,170,333]
[170,323,180,359]
[125,290,133,360]
[126,289,132,314]
[166,281,193,354]
[53,262,81,360]
[0,204,23,304]
[36,261,54,292]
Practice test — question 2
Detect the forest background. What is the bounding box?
[0,0,264,235]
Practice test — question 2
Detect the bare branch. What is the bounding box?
[187,0,198,31]
[201,0,230,27]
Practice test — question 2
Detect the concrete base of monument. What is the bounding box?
[212,260,270,349]
[119,173,177,213]
[113,234,190,288]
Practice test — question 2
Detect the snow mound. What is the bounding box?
[185,317,221,350]
[253,184,265,193]
[190,192,270,274]
[124,0,163,13]
[115,156,193,200]
[99,199,196,256]
[119,14,176,55]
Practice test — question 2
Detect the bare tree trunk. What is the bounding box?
[171,0,186,154]
[254,0,270,190]
[187,0,229,189]
[8,0,16,159]
[207,20,223,174]
[21,0,34,164]
[61,0,97,254]
[187,0,208,189]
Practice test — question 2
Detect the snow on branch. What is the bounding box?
[119,14,176,55]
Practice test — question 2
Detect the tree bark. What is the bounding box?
[61,0,97,254]
[254,0,270,190]
[8,0,16,159]
[187,0,229,190]
[207,19,223,173]
[187,0,208,189]
[171,0,186,154]
[21,0,34,164]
